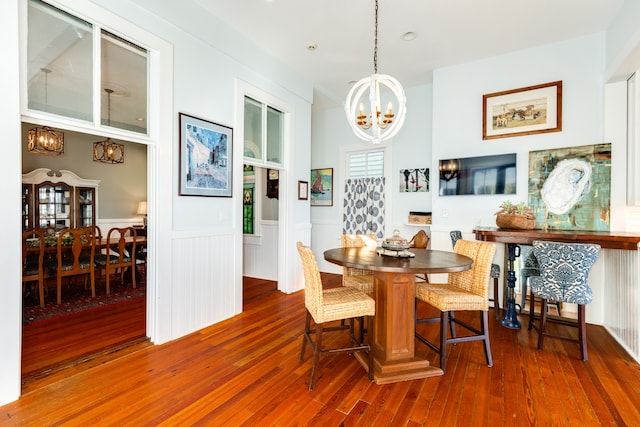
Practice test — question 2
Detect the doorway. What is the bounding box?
[21,125,148,383]
[242,165,279,301]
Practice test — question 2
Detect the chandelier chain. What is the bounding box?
[373,0,378,74]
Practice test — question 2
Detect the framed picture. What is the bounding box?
[310,168,333,206]
[528,143,611,231]
[298,180,308,200]
[399,168,429,192]
[483,81,562,140]
[179,113,233,197]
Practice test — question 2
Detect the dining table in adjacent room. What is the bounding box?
[324,246,473,384]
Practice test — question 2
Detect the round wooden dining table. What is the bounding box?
[324,246,473,384]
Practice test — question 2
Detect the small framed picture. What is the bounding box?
[310,168,333,206]
[482,81,562,140]
[179,113,233,197]
[298,180,308,200]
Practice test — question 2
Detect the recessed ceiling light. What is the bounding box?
[306,43,317,51]
[402,32,417,41]
[136,117,144,121]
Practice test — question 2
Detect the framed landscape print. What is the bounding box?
[483,81,562,140]
[310,168,333,206]
[179,113,233,197]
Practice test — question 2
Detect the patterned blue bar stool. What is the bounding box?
[527,240,600,361]
[520,246,561,316]
[450,230,501,320]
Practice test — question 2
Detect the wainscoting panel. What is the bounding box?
[243,221,278,281]
[310,221,342,274]
[604,248,640,363]
[171,231,237,338]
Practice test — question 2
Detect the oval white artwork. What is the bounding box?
[541,158,592,215]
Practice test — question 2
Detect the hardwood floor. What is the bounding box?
[5,273,640,425]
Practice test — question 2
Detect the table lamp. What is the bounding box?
[137,201,147,228]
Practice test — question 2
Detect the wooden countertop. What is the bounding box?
[473,227,640,250]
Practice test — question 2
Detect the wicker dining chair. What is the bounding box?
[527,240,601,361]
[296,242,375,390]
[450,230,501,319]
[340,233,377,295]
[415,239,496,371]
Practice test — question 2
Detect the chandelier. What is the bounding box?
[93,88,125,164]
[27,68,64,155]
[344,0,406,144]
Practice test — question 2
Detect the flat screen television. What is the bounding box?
[439,153,516,196]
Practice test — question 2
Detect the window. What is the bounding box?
[27,0,93,121]
[26,0,149,135]
[101,30,148,133]
[243,96,283,165]
[243,186,254,234]
[347,150,384,178]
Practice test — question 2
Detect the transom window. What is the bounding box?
[243,96,283,166]
[26,0,149,135]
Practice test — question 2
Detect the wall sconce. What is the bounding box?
[136,201,147,228]
[439,159,461,182]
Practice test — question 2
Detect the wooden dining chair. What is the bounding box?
[296,242,375,390]
[340,233,377,295]
[95,227,138,294]
[54,227,97,304]
[415,239,496,371]
[410,230,430,282]
[22,229,46,308]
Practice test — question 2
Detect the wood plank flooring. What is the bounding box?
[5,273,640,425]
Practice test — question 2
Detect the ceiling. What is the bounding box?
[194,0,625,109]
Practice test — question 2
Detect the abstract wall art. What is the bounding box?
[528,143,611,231]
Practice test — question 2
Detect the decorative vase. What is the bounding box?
[495,213,536,230]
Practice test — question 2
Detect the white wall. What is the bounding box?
[432,33,607,234]
[0,0,23,406]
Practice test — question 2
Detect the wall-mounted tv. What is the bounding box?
[439,153,516,196]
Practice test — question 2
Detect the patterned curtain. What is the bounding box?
[343,177,385,238]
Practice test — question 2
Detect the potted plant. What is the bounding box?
[495,200,536,229]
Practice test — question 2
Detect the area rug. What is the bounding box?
[23,280,146,326]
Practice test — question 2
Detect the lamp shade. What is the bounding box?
[136,201,147,215]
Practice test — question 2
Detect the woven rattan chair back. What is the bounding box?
[340,234,376,294]
[296,242,324,322]
[415,239,496,370]
[296,242,375,390]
